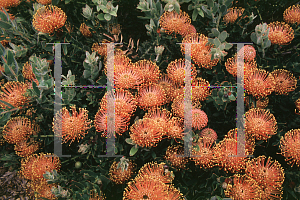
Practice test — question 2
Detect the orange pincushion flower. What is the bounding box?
[238,45,256,62]
[100,89,137,119]
[171,94,201,118]
[279,129,300,167]
[80,23,92,37]
[143,108,172,135]
[14,140,40,157]
[129,118,164,147]
[164,145,188,169]
[92,40,111,58]
[165,186,184,200]
[94,108,130,137]
[225,55,257,78]
[192,109,208,130]
[0,81,29,109]
[136,162,174,184]
[157,74,175,103]
[53,105,92,145]
[267,21,294,45]
[166,59,197,86]
[166,117,184,140]
[180,24,197,37]
[283,4,300,25]
[192,77,211,102]
[137,84,167,110]
[32,5,67,34]
[29,179,57,200]
[36,0,52,5]
[159,10,191,36]
[134,59,161,86]
[104,54,132,75]
[224,174,262,200]
[245,69,275,98]
[114,66,143,89]
[123,177,170,200]
[3,117,39,144]
[22,61,36,80]
[199,128,218,141]
[256,97,269,109]
[181,33,219,69]
[20,153,61,181]
[0,0,20,8]
[214,138,250,173]
[270,69,297,95]
[109,160,135,184]
[245,108,277,141]
[223,7,245,24]
[191,137,216,169]
[245,156,284,200]
[225,128,256,155]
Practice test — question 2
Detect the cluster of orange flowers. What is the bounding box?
[123,162,184,200]
[109,159,135,184]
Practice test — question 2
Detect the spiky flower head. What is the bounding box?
[135,162,174,184]
[53,105,92,145]
[245,69,275,98]
[279,129,300,167]
[192,109,208,130]
[245,108,277,141]
[80,23,92,37]
[191,137,216,169]
[267,21,294,45]
[214,138,250,173]
[245,155,284,200]
[134,59,161,86]
[0,0,20,8]
[14,140,40,157]
[199,128,218,141]
[223,7,245,24]
[166,117,184,140]
[36,0,52,5]
[32,5,67,34]
[181,33,219,69]
[166,58,197,86]
[137,84,167,110]
[29,179,57,200]
[283,4,300,25]
[0,81,29,109]
[225,55,257,78]
[157,74,175,103]
[3,117,39,144]
[22,61,36,80]
[91,40,111,58]
[224,174,262,200]
[129,118,165,148]
[164,145,188,169]
[270,69,297,95]
[159,10,191,36]
[20,153,61,181]
[109,160,135,184]
[256,97,269,109]
[238,45,256,62]
[192,77,211,102]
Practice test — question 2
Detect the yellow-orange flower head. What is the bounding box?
[20,153,61,181]
[22,61,36,80]
[270,69,297,95]
[225,55,257,78]
[279,129,300,167]
[3,116,39,144]
[36,0,52,5]
[164,145,188,169]
[245,108,277,141]
[245,155,284,200]
[268,21,294,45]
[0,0,20,9]
[199,128,218,141]
[0,81,29,109]
[137,84,167,110]
[224,174,262,200]
[159,10,191,36]
[192,77,211,102]
[238,45,256,62]
[80,23,92,37]
[191,137,216,169]
[53,105,92,145]
[134,59,161,86]
[223,7,245,24]
[14,140,40,157]
[109,160,135,184]
[283,4,300,25]
[192,108,208,130]
[181,33,219,69]
[33,5,67,34]
[245,69,275,98]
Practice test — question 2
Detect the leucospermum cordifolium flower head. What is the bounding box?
[283,4,300,25]
[32,5,67,34]
[279,129,300,167]
[267,21,294,45]
[223,7,245,24]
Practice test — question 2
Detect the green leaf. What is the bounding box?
[211,28,220,37]
[151,151,156,159]
[97,13,105,21]
[0,21,12,29]
[220,5,227,14]
[201,5,212,17]
[129,146,138,156]
[32,81,40,97]
[174,1,180,14]
[188,4,193,10]
[218,31,228,42]
[125,138,134,145]
[192,9,198,21]
[62,44,68,55]
[65,0,71,4]
[0,11,8,22]
[198,9,204,17]
[104,13,111,21]
[52,0,60,5]
[224,0,233,7]
[212,4,219,14]
[0,100,15,109]
[224,43,232,50]
[213,38,221,47]
[207,0,214,8]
